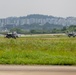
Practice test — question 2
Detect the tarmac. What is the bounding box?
[0,65,76,75]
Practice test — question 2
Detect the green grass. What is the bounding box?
[0,35,76,65]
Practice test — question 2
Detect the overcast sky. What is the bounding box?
[0,0,76,18]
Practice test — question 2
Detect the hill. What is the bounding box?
[0,14,76,33]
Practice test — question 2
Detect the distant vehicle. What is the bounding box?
[5,32,18,39]
[67,32,76,37]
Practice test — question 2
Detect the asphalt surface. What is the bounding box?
[0,65,76,75]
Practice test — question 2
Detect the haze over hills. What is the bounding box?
[0,14,76,32]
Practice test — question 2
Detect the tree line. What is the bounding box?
[8,25,76,34]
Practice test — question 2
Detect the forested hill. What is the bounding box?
[0,14,76,33]
[0,14,76,26]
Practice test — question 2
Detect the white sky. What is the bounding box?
[0,0,76,18]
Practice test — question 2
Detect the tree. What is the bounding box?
[68,25,76,32]
[30,30,36,34]
[10,28,24,34]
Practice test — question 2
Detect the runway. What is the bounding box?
[0,65,76,75]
